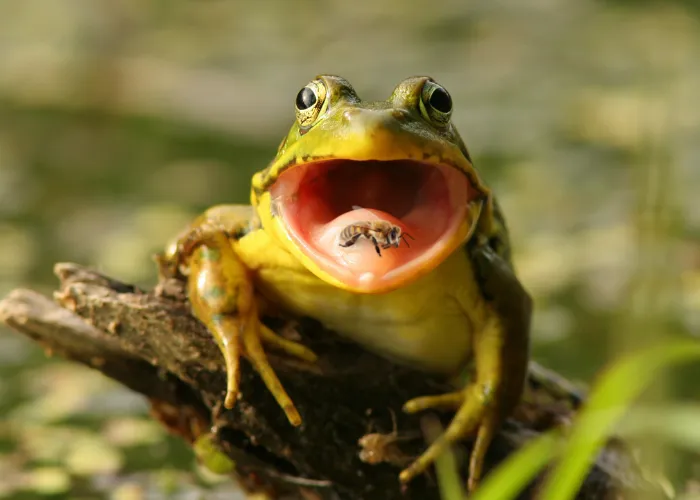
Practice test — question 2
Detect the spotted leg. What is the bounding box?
[158,205,317,426]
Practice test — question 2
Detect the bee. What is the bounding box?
[338,220,415,256]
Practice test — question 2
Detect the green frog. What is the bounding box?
[158,75,532,492]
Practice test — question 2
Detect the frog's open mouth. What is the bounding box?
[269,159,481,293]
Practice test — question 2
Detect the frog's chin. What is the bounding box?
[269,159,482,293]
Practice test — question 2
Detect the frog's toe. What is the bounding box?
[402,390,464,413]
[259,323,318,364]
[208,314,243,410]
[466,415,499,492]
[399,384,495,492]
[240,316,303,426]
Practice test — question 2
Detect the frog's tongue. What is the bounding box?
[270,159,477,293]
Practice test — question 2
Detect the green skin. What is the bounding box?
[158,75,532,493]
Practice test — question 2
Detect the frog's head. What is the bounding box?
[252,75,491,294]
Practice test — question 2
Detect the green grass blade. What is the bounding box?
[539,340,700,500]
[422,416,467,500]
[469,430,561,500]
[434,441,467,500]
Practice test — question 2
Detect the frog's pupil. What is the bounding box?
[429,88,452,113]
[296,87,317,110]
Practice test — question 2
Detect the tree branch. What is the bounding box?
[0,263,664,499]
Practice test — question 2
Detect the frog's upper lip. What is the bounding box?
[269,159,483,293]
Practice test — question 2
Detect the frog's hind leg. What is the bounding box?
[173,215,316,427]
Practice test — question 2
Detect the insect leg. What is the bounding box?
[371,236,382,256]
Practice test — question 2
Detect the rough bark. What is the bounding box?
[0,263,665,500]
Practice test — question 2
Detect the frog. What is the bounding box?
[157,75,533,493]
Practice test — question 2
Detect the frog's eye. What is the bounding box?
[295,79,328,128]
[419,81,452,126]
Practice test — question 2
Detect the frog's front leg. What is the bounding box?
[399,244,532,493]
[160,206,317,426]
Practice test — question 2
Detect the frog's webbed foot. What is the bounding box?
[171,218,317,427]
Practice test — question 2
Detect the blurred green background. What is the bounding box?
[0,0,698,498]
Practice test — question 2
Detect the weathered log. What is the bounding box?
[0,263,665,499]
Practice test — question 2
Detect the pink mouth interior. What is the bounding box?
[269,160,473,291]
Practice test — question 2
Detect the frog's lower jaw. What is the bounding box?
[269,159,482,293]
